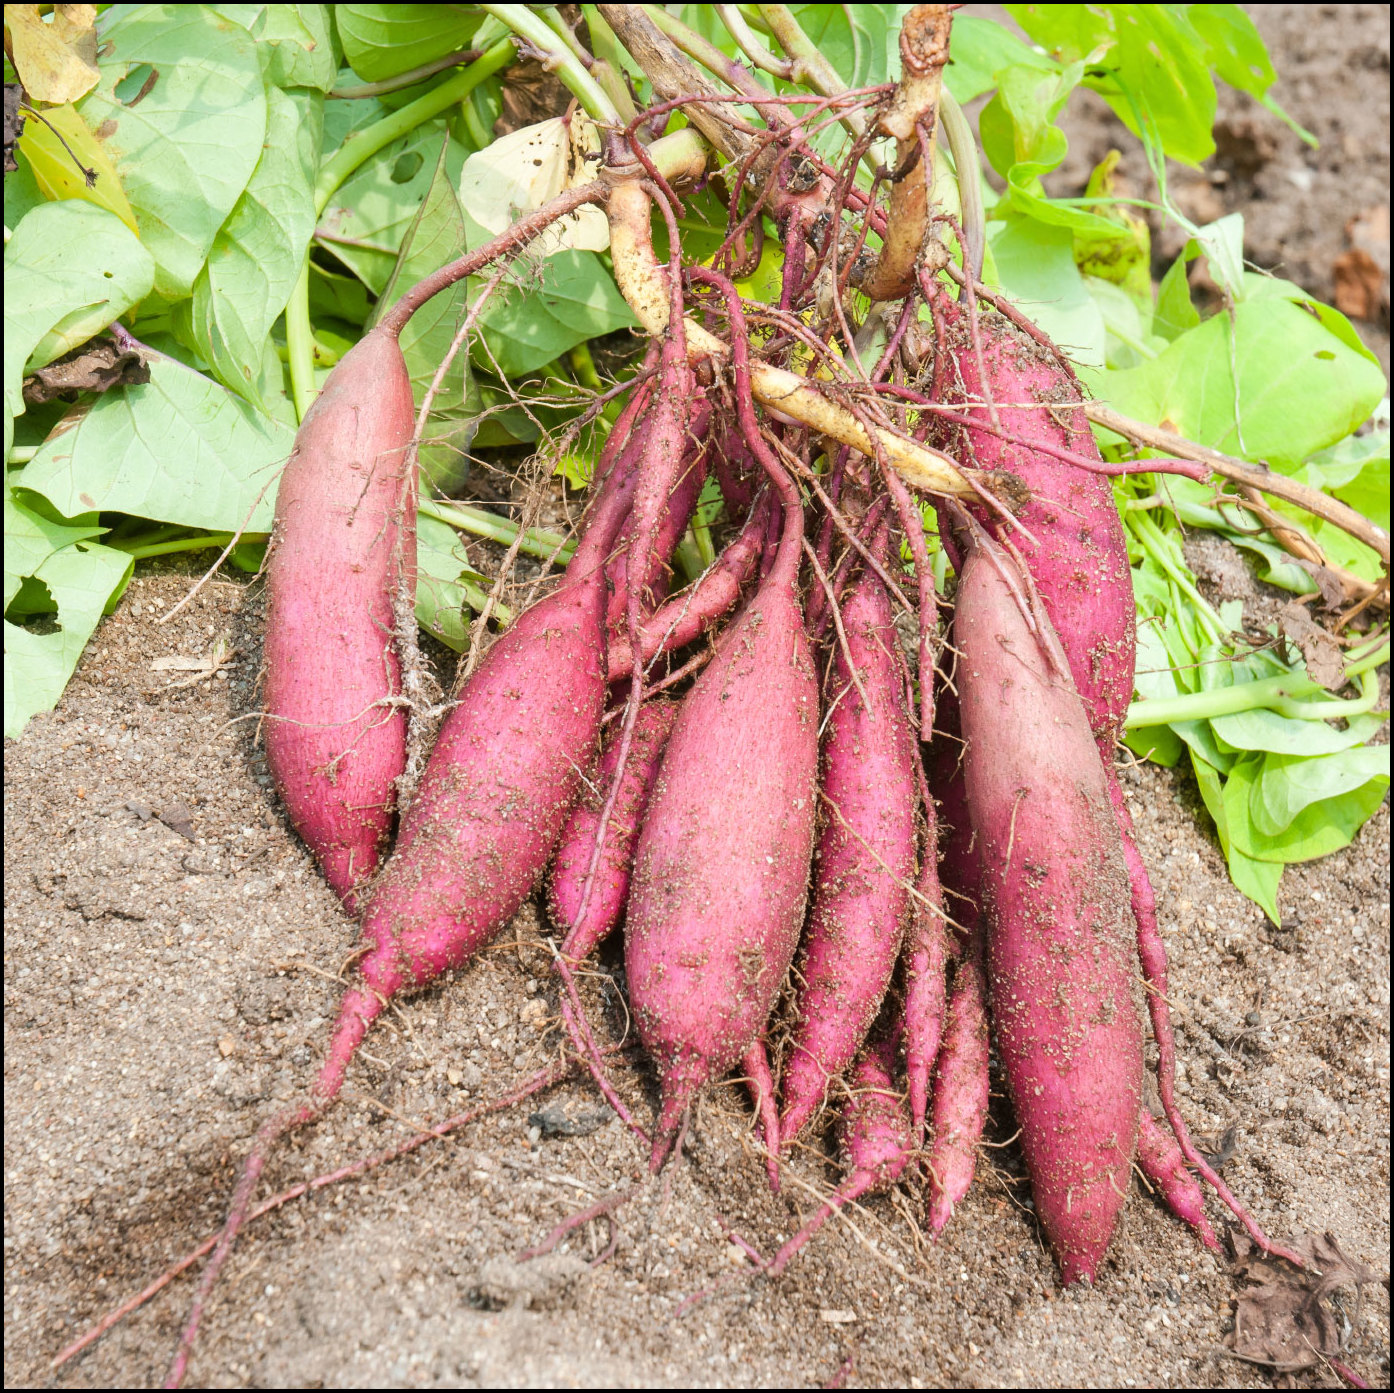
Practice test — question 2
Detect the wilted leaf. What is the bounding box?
[15,98,137,229]
[458,115,608,256]
[1276,601,1345,689]
[1229,1231,1379,1377]
[22,338,149,405]
[5,4,100,106]
[4,199,154,458]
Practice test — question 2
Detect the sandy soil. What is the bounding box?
[4,6,1389,1389]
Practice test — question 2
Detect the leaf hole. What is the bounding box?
[390,151,424,184]
[115,64,158,106]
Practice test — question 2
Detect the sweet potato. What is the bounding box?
[606,398,710,630]
[549,698,678,959]
[955,533,1142,1284]
[1137,1110,1220,1251]
[924,935,989,1235]
[262,328,415,908]
[606,492,769,684]
[767,1035,911,1274]
[624,278,819,1166]
[166,491,625,1385]
[779,558,917,1143]
[937,302,1134,741]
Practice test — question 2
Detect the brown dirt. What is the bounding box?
[4,6,1389,1390]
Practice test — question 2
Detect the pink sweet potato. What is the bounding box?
[1137,1109,1220,1251]
[623,498,818,1162]
[624,279,819,1166]
[938,302,1135,742]
[606,397,710,630]
[166,490,625,1385]
[924,935,989,1235]
[549,697,678,959]
[779,558,918,1143]
[767,1035,911,1274]
[606,492,769,684]
[955,533,1142,1284]
[262,328,415,907]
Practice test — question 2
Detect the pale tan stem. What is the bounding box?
[1085,402,1390,567]
[860,5,952,303]
[610,180,971,497]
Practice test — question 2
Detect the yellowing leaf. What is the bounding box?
[458,116,608,255]
[4,4,100,105]
[16,101,138,232]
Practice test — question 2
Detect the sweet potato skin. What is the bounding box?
[780,565,917,1143]
[955,540,1142,1284]
[624,575,819,1157]
[355,564,610,1001]
[549,698,678,959]
[924,941,990,1234]
[263,331,416,907]
[940,304,1135,742]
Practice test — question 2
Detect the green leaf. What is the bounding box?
[210,5,338,91]
[415,511,487,650]
[475,249,636,379]
[336,4,484,83]
[945,14,1055,104]
[1191,749,1281,921]
[1153,251,1200,341]
[20,353,293,533]
[781,3,912,88]
[1210,708,1386,758]
[1251,746,1392,838]
[4,200,155,459]
[1225,748,1389,864]
[978,62,1073,179]
[318,120,467,294]
[1007,4,1218,166]
[4,493,133,738]
[1188,4,1312,143]
[2,151,47,229]
[174,85,320,406]
[78,4,268,300]
[373,135,473,493]
[988,215,1105,370]
[1101,297,1388,469]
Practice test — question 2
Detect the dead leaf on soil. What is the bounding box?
[4,4,99,106]
[1229,1231,1379,1381]
[1277,601,1347,690]
[1333,205,1389,322]
[23,339,150,405]
[156,801,196,841]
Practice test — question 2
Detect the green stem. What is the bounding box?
[1128,510,1226,644]
[286,261,316,423]
[418,499,576,563]
[939,90,984,280]
[480,5,618,124]
[1126,663,1383,729]
[111,532,268,561]
[329,48,485,101]
[287,41,516,422]
[456,579,511,624]
[313,43,514,215]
